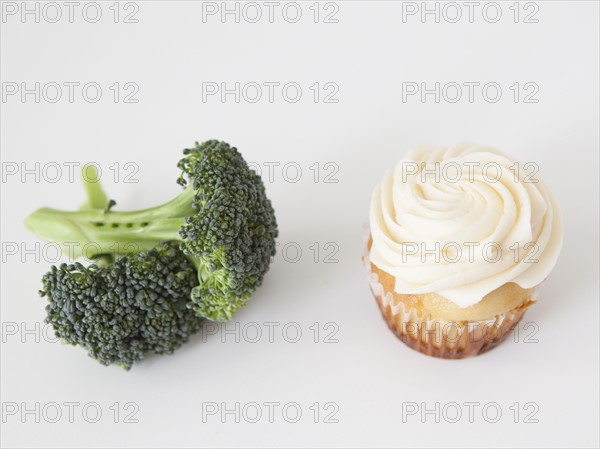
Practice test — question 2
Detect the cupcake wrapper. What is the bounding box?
[363,245,535,359]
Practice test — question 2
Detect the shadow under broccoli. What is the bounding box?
[25,140,278,369]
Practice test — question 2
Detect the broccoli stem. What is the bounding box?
[25,186,195,260]
[79,165,110,211]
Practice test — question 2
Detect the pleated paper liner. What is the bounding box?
[363,245,537,359]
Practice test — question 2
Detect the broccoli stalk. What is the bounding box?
[25,184,195,259]
[26,140,278,322]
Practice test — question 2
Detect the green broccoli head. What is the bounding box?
[176,141,278,320]
[26,140,278,328]
[41,242,203,369]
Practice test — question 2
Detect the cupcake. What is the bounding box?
[364,144,563,359]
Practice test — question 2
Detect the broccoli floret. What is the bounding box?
[176,142,278,320]
[41,242,203,369]
[26,140,278,324]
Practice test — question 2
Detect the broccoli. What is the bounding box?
[25,140,278,368]
[41,242,203,369]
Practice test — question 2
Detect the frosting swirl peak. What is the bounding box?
[369,143,563,307]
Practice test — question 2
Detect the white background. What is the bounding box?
[1,1,599,448]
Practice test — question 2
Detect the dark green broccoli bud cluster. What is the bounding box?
[177,140,278,320]
[41,242,203,369]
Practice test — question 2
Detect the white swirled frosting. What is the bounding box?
[369,143,563,308]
